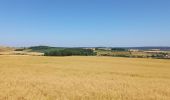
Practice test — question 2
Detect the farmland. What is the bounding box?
[0,55,170,100]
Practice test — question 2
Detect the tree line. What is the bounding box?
[44,48,96,56]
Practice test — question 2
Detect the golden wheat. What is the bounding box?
[0,55,170,100]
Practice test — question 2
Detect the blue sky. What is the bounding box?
[0,0,170,47]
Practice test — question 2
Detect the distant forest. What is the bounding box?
[29,46,96,56]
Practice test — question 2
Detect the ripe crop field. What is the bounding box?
[0,56,170,100]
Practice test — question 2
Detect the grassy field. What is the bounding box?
[96,50,153,58]
[0,51,44,56]
[0,56,170,100]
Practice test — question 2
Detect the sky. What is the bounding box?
[0,0,170,47]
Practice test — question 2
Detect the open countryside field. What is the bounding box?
[0,56,170,100]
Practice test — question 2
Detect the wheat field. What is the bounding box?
[0,55,170,100]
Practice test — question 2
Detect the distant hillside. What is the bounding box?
[124,47,170,51]
[29,46,64,52]
[29,46,170,52]
[0,46,14,52]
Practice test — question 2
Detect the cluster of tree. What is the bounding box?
[111,48,127,51]
[151,53,168,58]
[44,48,96,56]
[29,46,63,52]
[15,48,26,51]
